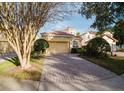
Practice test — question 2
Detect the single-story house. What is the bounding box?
[41,29,74,55]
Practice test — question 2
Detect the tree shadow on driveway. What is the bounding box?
[39,53,124,91]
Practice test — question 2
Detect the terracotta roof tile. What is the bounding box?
[41,31,74,37]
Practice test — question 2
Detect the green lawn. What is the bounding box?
[81,56,124,75]
[0,56,44,81]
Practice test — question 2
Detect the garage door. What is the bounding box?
[46,42,70,55]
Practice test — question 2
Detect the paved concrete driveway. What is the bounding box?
[0,53,124,91]
[39,54,124,91]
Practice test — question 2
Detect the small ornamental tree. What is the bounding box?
[0,3,74,69]
[34,39,49,53]
[85,37,111,58]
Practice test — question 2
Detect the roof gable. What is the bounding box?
[102,35,118,42]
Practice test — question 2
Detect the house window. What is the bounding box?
[88,35,90,39]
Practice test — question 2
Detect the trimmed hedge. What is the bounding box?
[32,39,49,58]
[71,48,83,53]
[84,37,111,58]
[34,39,49,53]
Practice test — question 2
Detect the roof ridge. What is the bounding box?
[102,34,118,42]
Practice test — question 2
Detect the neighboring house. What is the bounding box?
[102,31,118,51]
[80,31,96,46]
[79,31,118,51]
[41,28,74,55]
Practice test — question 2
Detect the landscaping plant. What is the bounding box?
[84,37,111,58]
[32,39,49,57]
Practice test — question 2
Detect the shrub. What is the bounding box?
[84,37,111,58]
[34,39,49,52]
[32,39,49,57]
[71,48,83,53]
[71,48,77,53]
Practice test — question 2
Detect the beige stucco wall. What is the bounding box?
[42,35,73,42]
[102,36,116,45]
[66,28,76,36]
[102,36,117,51]
[81,33,96,46]
[71,39,82,48]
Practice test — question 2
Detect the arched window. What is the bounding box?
[73,40,78,48]
[88,35,90,39]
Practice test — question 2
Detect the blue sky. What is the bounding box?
[40,13,97,34]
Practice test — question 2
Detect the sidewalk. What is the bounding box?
[0,76,39,91]
[0,74,124,91]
